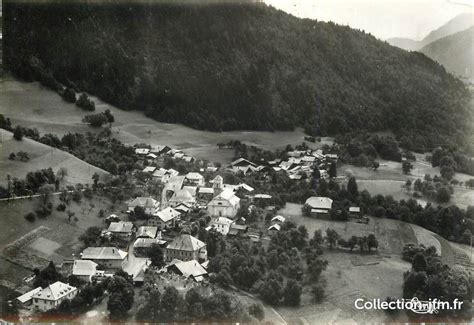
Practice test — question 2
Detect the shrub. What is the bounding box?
[62,87,77,103]
[24,212,36,222]
[56,203,67,211]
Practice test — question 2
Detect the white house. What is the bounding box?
[72,260,98,283]
[185,172,205,186]
[209,217,234,235]
[135,148,150,155]
[207,189,240,219]
[168,188,196,208]
[32,282,77,311]
[149,207,181,229]
[127,197,160,215]
[81,247,128,270]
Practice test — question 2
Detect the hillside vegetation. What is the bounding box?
[3,1,472,148]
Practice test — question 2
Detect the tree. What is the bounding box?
[328,162,337,178]
[405,179,412,191]
[104,109,115,123]
[348,236,358,251]
[325,228,339,249]
[56,167,68,182]
[412,253,427,272]
[24,212,36,222]
[83,113,108,127]
[76,93,95,111]
[79,226,101,246]
[38,184,54,206]
[9,152,16,160]
[311,283,325,303]
[402,161,413,175]
[367,233,378,251]
[63,87,77,103]
[145,244,165,267]
[372,161,380,171]
[13,126,23,141]
[17,151,30,161]
[248,303,264,321]
[347,176,358,198]
[283,279,302,306]
[436,186,451,203]
[107,276,134,319]
[259,277,283,305]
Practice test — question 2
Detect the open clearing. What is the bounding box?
[0,128,108,187]
[275,202,471,323]
[0,195,121,293]
[0,76,332,164]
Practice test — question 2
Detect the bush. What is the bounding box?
[24,212,36,222]
[56,203,67,211]
[82,113,108,127]
[76,93,95,111]
[311,283,325,303]
[62,87,77,103]
[72,190,82,202]
[13,126,23,141]
[8,152,16,160]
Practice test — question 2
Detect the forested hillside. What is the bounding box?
[3,1,472,148]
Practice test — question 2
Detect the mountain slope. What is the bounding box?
[387,13,473,51]
[3,1,472,148]
[421,26,474,80]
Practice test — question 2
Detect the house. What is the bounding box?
[185,172,205,186]
[136,226,158,239]
[127,197,160,215]
[142,166,157,173]
[16,287,42,307]
[135,148,150,155]
[210,175,224,192]
[168,188,196,208]
[349,206,361,217]
[228,224,249,237]
[149,207,181,229]
[107,221,134,240]
[146,153,158,160]
[174,202,192,214]
[197,187,214,202]
[151,145,171,155]
[227,158,258,174]
[165,234,207,262]
[268,224,281,235]
[305,196,333,218]
[133,238,166,256]
[81,247,128,269]
[209,217,234,236]
[167,260,208,282]
[72,260,98,283]
[271,215,286,223]
[32,282,77,311]
[207,189,240,219]
[162,176,186,207]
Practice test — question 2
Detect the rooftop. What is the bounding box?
[167,234,206,252]
[81,247,128,260]
[32,281,77,301]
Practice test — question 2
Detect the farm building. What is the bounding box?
[165,234,207,262]
[305,196,333,218]
[167,259,208,282]
[32,282,77,312]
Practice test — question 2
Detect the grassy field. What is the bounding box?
[0,195,123,294]
[274,202,472,323]
[0,128,108,187]
[0,75,331,164]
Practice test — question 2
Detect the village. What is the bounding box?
[8,140,366,319]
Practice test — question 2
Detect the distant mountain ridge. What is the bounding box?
[3,1,472,149]
[420,26,474,80]
[387,13,473,51]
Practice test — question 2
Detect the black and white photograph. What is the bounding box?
[0,0,473,323]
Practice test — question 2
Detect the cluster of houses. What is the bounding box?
[223,149,338,180]
[14,144,345,314]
